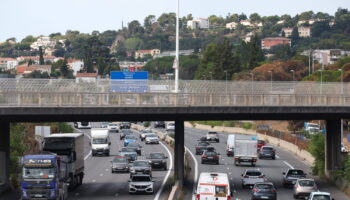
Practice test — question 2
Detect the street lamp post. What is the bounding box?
[174,0,180,93]
[268,71,272,92]
[224,70,228,94]
[318,69,323,94]
[209,72,213,92]
[339,69,343,95]
[249,73,254,95]
[290,70,295,89]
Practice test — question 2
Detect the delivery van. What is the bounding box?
[195,172,232,200]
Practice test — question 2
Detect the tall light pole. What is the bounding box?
[268,70,272,92]
[339,69,343,95]
[209,72,213,91]
[290,70,295,90]
[249,73,254,95]
[318,69,323,94]
[224,70,228,94]
[308,50,311,76]
[174,0,180,93]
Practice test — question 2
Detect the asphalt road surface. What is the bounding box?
[176,126,350,200]
[2,122,172,200]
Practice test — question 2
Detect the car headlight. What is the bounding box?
[130,169,135,173]
[22,190,27,198]
[50,189,56,198]
[162,160,166,163]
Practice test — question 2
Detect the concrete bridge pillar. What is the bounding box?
[325,119,342,178]
[0,122,10,194]
[174,120,184,187]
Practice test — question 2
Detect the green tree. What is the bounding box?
[39,46,44,65]
[309,133,325,176]
[271,44,293,61]
[124,37,143,52]
[249,13,261,22]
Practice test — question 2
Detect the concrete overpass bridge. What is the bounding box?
[0,79,349,192]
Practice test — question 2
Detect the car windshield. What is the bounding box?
[204,151,217,156]
[208,132,217,135]
[258,140,265,144]
[23,167,55,179]
[168,123,174,126]
[133,161,148,167]
[263,147,274,151]
[312,195,330,200]
[127,143,139,147]
[256,184,274,189]
[125,135,136,140]
[142,130,151,133]
[147,134,157,138]
[108,123,117,126]
[246,171,262,176]
[150,153,165,159]
[113,157,128,163]
[197,142,209,146]
[299,180,315,187]
[92,138,107,144]
[121,148,136,152]
[132,176,151,182]
[288,170,304,175]
[122,129,132,133]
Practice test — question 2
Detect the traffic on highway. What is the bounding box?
[4,121,348,200]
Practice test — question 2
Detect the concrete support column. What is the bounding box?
[325,119,342,178]
[174,120,184,187]
[0,122,10,194]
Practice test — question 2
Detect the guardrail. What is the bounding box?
[0,92,350,107]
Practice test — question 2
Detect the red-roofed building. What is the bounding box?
[0,58,18,70]
[76,72,98,83]
[135,49,160,59]
[261,37,291,50]
[16,65,51,75]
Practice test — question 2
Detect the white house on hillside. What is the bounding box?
[187,18,209,29]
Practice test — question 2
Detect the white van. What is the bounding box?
[195,172,232,200]
[226,134,256,157]
[90,128,111,156]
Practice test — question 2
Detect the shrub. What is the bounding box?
[308,133,325,177]
[242,122,253,130]
[143,121,150,127]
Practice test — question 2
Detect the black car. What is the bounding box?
[201,150,220,164]
[282,169,306,187]
[120,122,131,129]
[147,152,168,170]
[258,146,276,159]
[154,121,166,128]
[130,160,152,178]
[111,156,130,173]
[251,182,277,200]
[126,142,142,155]
[120,129,133,140]
[195,141,210,155]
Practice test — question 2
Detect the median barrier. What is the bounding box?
[185,122,314,165]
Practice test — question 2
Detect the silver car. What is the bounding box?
[242,169,265,188]
[293,179,318,199]
[128,174,154,194]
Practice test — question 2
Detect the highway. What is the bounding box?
[2,122,173,200]
[171,126,350,200]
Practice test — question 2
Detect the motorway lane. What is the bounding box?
[181,127,350,200]
[69,122,172,200]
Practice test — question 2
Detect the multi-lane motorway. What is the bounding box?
[2,122,350,200]
[173,126,350,200]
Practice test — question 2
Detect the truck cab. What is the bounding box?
[195,173,232,200]
[21,153,69,200]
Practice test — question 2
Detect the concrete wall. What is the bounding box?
[185,122,315,166]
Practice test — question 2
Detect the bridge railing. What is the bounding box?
[1,92,350,107]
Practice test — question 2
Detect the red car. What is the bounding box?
[257,140,266,151]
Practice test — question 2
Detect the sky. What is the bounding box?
[0,0,349,42]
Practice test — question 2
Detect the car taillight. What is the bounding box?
[259,175,265,178]
[252,188,260,192]
[271,189,276,193]
[196,194,200,200]
[244,175,249,178]
[202,155,208,158]
[227,196,231,200]
[235,158,239,160]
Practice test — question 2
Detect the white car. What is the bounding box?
[77,122,91,129]
[308,191,334,200]
[241,169,265,188]
[107,123,119,133]
[166,122,175,132]
[145,133,159,144]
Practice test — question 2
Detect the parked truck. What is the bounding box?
[90,128,111,156]
[21,153,69,200]
[43,133,84,189]
[234,139,258,166]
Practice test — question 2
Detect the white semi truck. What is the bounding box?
[43,133,85,189]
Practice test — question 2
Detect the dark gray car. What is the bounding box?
[119,147,138,162]
[258,146,276,159]
[130,160,152,178]
[147,152,168,170]
[120,129,133,140]
[251,182,277,200]
[126,142,142,155]
[111,156,129,173]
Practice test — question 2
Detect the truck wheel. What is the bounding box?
[78,174,83,185]
[272,156,276,160]
[251,163,256,167]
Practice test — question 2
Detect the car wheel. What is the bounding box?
[259,156,262,159]
[272,156,276,160]
[164,165,167,170]
[201,160,204,164]
[293,194,298,199]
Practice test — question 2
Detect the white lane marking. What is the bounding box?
[105,169,109,172]
[283,161,294,169]
[154,141,173,200]
[276,155,280,159]
[184,146,198,200]
[74,127,92,161]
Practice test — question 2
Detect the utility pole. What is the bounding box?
[308,50,311,76]
[174,0,180,93]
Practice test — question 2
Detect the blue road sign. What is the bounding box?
[110,71,148,93]
[110,71,148,80]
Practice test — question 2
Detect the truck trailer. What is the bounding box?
[43,133,84,189]
[234,139,258,166]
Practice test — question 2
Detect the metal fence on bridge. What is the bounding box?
[0,79,349,107]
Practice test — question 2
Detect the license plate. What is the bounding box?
[154,163,159,165]
[243,159,250,162]
[261,196,268,199]
[34,194,43,198]
[208,157,213,159]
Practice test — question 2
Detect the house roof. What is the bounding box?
[0,58,16,61]
[136,50,154,53]
[262,37,291,41]
[16,65,51,74]
[76,72,98,78]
